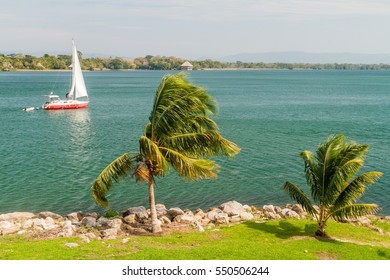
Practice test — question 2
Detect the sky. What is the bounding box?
[1,0,390,59]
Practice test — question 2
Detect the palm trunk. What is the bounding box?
[315,207,328,237]
[148,172,162,234]
[315,220,327,237]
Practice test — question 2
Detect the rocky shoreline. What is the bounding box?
[1,201,389,243]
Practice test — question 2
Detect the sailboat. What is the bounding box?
[42,40,89,110]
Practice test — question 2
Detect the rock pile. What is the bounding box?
[1,201,388,240]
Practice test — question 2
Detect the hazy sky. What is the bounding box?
[2,0,390,59]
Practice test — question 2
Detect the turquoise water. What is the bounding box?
[0,70,389,215]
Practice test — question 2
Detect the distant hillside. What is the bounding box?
[220,52,390,64]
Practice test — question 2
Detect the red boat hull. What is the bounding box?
[42,100,89,110]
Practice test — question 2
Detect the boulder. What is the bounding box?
[38,211,63,220]
[274,206,283,214]
[281,209,300,219]
[65,243,79,248]
[220,201,245,216]
[174,214,195,224]
[215,213,230,224]
[123,214,136,224]
[123,206,148,220]
[167,207,184,219]
[266,212,281,220]
[291,204,305,215]
[96,217,122,229]
[80,216,97,228]
[58,220,76,237]
[263,205,276,214]
[159,216,171,225]
[192,220,205,232]
[0,212,35,221]
[66,212,83,223]
[101,228,120,239]
[206,209,224,222]
[0,221,21,235]
[240,212,254,221]
[229,215,242,223]
[42,217,58,230]
[155,204,168,218]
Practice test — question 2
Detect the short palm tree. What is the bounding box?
[283,134,382,237]
[92,72,240,233]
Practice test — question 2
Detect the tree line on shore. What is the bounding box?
[2,52,390,71]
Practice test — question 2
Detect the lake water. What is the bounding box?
[1,70,389,215]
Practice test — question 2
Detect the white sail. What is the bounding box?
[68,40,88,99]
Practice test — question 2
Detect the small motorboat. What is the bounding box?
[23,107,39,112]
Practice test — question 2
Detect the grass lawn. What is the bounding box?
[1,219,390,260]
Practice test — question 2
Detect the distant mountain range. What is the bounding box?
[219,52,390,64]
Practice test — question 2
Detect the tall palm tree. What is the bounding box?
[283,134,382,237]
[92,72,240,233]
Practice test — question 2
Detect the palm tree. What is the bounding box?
[92,72,240,233]
[283,134,382,237]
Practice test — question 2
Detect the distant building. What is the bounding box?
[180,61,193,71]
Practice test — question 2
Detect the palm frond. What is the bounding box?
[92,153,134,207]
[283,181,317,216]
[160,146,220,180]
[165,131,240,158]
[332,171,383,211]
[139,135,169,174]
[331,204,380,221]
[300,150,321,202]
[149,73,218,140]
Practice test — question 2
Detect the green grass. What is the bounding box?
[1,219,390,260]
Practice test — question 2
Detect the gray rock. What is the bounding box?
[281,209,300,219]
[79,234,91,243]
[42,217,58,230]
[229,215,242,223]
[159,216,171,225]
[167,207,185,218]
[200,217,211,226]
[291,204,305,215]
[0,212,35,221]
[101,228,120,239]
[65,243,79,248]
[215,213,230,224]
[193,220,205,232]
[174,214,195,224]
[240,212,254,221]
[220,201,245,216]
[206,209,224,222]
[96,217,121,229]
[80,216,97,228]
[38,211,63,220]
[156,204,168,217]
[123,206,149,220]
[66,212,83,223]
[274,206,283,214]
[263,205,276,214]
[123,214,136,224]
[266,212,281,220]
[0,220,21,235]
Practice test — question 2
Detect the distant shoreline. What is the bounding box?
[2,54,390,71]
[5,68,390,73]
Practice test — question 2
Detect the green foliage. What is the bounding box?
[1,220,390,260]
[92,72,239,212]
[283,134,383,237]
[103,209,121,218]
[3,53,390,71]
